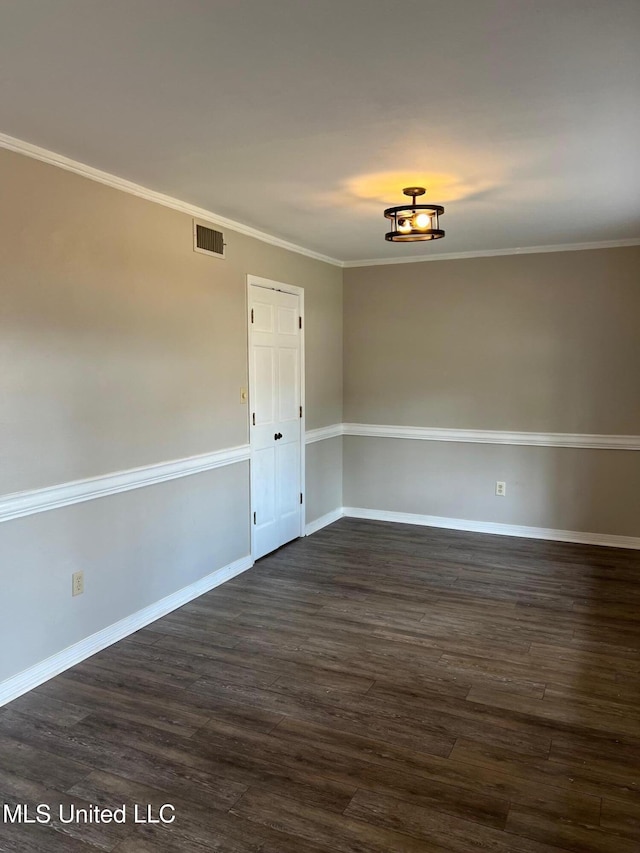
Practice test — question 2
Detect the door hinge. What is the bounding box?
[300,493,303,505]
[253,511,256,525]
[298,316,302,330]
[252,412,256,426]
[251,308,254,323]
[299,406,302,418]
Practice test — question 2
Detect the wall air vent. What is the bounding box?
[193,219,226,258]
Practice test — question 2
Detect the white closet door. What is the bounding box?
[249,284,302,560]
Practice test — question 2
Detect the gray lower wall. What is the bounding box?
[0,462,249,683]
[305,437,343,525]
[343,436,640,537]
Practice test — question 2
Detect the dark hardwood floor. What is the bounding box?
[2,517,640,852]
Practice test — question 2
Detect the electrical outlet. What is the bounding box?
[496,481,506,497]
[72,570,84,596]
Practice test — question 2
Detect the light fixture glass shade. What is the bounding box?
[384,187,445,242]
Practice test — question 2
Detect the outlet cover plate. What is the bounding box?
[72,571,84,596]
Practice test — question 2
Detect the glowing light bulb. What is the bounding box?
[398,218,412,233]
[414,212,432,230]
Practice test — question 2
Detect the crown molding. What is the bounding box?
[0,132,342,268]
[343,238,640,268]
[3,132,639,269]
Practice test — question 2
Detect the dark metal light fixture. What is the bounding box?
[384,187,445,242]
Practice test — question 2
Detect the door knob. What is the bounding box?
[274,432,282,440]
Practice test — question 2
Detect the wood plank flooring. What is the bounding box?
[1,517,640,852]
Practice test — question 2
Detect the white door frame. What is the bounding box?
[247,274,305,560]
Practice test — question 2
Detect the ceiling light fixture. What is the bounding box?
[384,187,445,242]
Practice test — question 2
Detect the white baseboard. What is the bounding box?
[343,507,640,550]
[306,504,640,548]
[305,507,345,536]
[0,554,254,708]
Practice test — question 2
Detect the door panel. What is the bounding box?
[253,447,276,524]
[278,347,299,422]
[277,441,300,516]
[253,300,275,332]
[277,305,298,336]
[249,283,302,560]
[253,346,275,425]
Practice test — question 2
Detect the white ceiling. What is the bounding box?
[1,0,639,263]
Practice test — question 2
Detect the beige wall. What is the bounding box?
[343,248,640,537]
[0,148,342,494]
[0,147,342,686]
[344,248,640,434]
